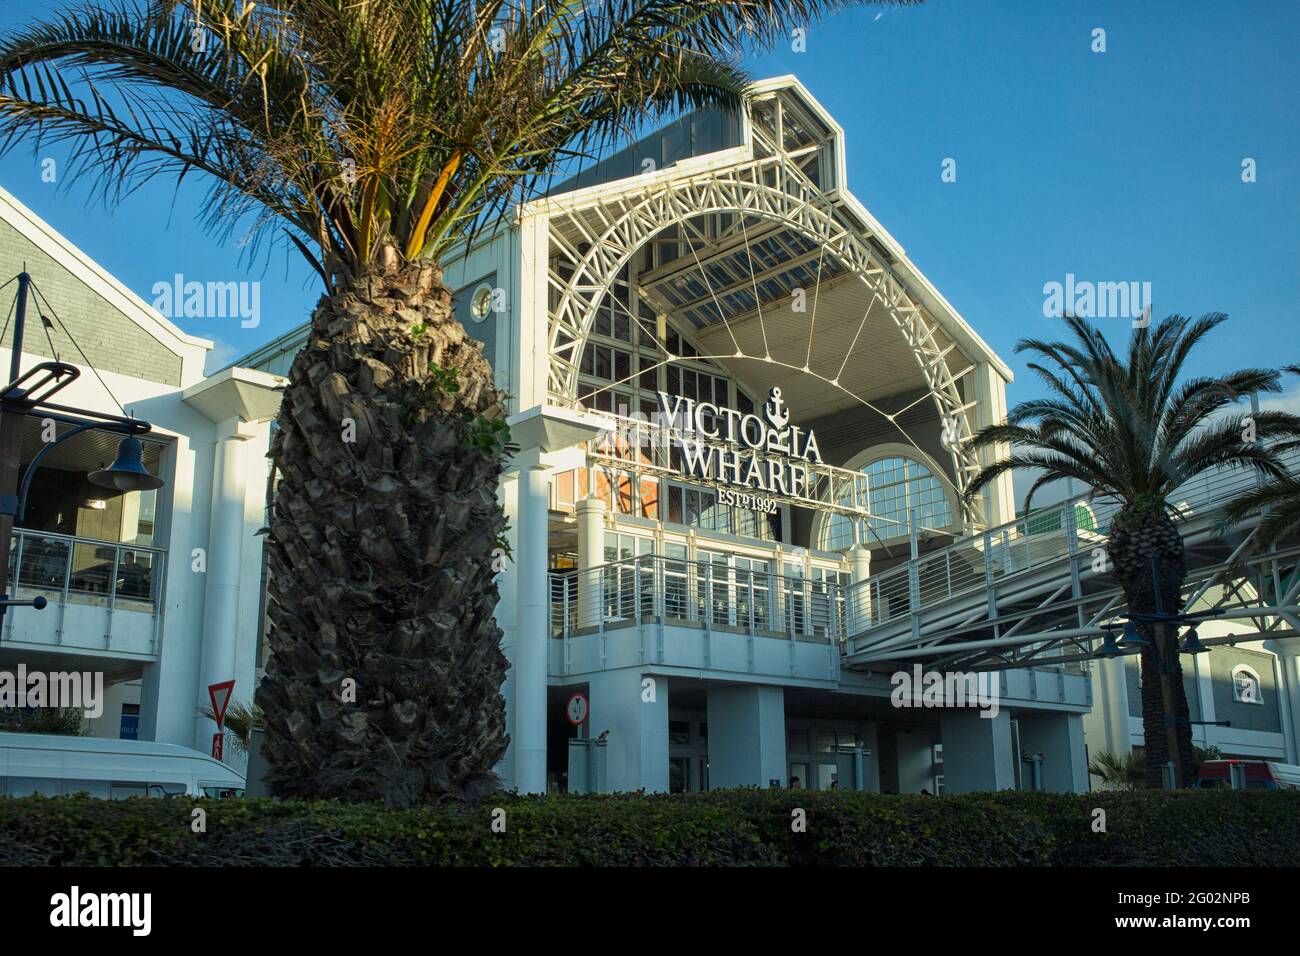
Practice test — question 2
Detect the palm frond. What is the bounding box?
[0,0,909,285]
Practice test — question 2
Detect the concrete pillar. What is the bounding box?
[972,362,1015,529]
[1087,654,1131,758]
[940,709,1015,793]
[1192,650,1217,750]
[1269,641,1300,764]
[513,464,550,793]
[1017,712,1089,793]
[857,721,881,792]
[195,420,253,753]
[706,684,787,788]
[493,474,519,790]
[895,731,935,794]
[847,545,872,633]
[140,438,208,748]
[575,493,606,630]
[588,669,668,792]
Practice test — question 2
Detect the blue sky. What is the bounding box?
[0,0,1296,414]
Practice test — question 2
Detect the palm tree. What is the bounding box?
[199,700,263,754]
[0,0,897,804]
[964,315,1300,788]
[1221,365,1300,548]
[1087,749,1146,791]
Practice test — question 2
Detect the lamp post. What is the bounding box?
[0,271,165,618]
[1111,554,1222,789]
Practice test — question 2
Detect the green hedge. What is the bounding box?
[1,789,1296,866]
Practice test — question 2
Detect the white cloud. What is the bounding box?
[1259,381,1300,417]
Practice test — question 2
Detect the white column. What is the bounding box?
[514,463,550,793]
[589,669,669,792]
[973,362,1015,528]
[940,709,1015,793]
[494,474,519,790]
[857,721,881,792]
[706,684,786,788]
[847,545,871,632]
[894,731,936,794]
[195,419,253,753]
[1269,641,1300,764]
[1094,654,1132,755]
[575,493,606,630]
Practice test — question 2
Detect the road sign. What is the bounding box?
[208,679,235,730]
[566,692,588,726]
[211,732,224,761]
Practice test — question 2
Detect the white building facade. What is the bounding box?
[5,76,1296,799]
[0,183,281,795]
[245,77,1300,795]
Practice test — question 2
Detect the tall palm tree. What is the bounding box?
[1221,365,1300,548]
[0,0,898,804]
[964,315,1300,788]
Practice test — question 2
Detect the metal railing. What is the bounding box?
[549,554,849,642]
[845,451,1299,636]
[5,527,166,648]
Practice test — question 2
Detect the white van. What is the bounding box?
[0,731,245,798]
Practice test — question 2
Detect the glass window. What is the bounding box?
[669,756,689,794]
[787,730,810,753]
[821,455,954,550]
[669,720,692,746]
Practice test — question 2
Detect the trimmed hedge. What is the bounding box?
[1,788,1296,866]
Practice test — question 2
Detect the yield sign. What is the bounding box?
[208,680,236,730]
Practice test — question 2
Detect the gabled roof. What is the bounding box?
[0,185,213,353]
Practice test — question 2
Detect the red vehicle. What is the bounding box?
[1195,759,1300,790]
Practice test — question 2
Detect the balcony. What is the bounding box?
[4,528,165,659]
[548,555,850,681]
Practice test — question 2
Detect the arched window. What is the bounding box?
[1232,665,1262,704]
[820,454,954,551]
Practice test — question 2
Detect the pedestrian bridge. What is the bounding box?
[842,463,1300,673]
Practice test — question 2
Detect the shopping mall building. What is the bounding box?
[2,76,1297,797]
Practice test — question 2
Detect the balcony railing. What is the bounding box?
[846,449,1300,635]
[4,528,166,653]
[549,554,850,642]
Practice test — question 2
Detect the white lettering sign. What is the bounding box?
[658,387,822,501]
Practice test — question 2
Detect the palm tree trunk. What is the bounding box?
[256,250,510,806]
[1108,501,1196,788]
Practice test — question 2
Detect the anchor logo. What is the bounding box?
[765,387,790,431]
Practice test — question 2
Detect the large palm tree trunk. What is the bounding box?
[1108,500,1196,788]
[256,253,510,806]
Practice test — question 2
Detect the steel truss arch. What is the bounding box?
[544,151,987,528]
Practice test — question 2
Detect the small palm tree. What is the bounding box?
[0,0,901,804]
[1087,749,1146,791]
[199,700,263,755]
[1221,365,1300,548]
[964,315,1300,788]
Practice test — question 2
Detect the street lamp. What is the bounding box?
[0,271,165,616]
[1113,553,1225,789]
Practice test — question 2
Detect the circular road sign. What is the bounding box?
[566,692,589,726]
